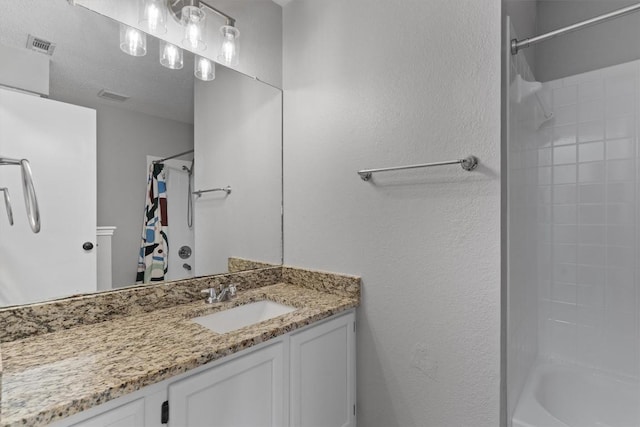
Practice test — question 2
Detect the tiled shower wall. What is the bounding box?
[538,60,639,378]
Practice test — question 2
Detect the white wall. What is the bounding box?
[283,1,502,425]
[0,42,49,96]
[96,104,193,287]
[536,0,640,82]
[194,66,282,275]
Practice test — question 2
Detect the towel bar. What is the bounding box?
[0,187,13,225]
[192,186,232,198]
[0,157,40,232]
[357,155,478,181]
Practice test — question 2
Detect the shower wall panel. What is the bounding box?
[537,60,639,379]
[507,23,541,417]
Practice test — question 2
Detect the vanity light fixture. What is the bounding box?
[139,0,167,35]
[119,24,147,56]
[168,0,240,65]
[118,1,237,78]
[160,40,183,69]
[195,56,215,81]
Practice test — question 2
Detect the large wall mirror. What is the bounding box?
[0,0,283,307]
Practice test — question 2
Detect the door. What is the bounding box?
[168,342,285,427]
[0,87,96,305]
[290,312,356,427]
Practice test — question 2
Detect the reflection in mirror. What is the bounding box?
[0,0,282,307]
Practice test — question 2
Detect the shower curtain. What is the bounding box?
[136,163,169,283]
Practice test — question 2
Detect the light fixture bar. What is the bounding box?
[198,0,235,26]
[167,0,236,26]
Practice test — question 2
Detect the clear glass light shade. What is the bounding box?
[195,56,215,81]
[159,41,183,70]
[181,6,206,51]
[139,0,167,35]
[218,25,239,66]
[119,24,147,57]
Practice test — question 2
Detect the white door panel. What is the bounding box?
[168,342,285,427]
[0,88,96,305]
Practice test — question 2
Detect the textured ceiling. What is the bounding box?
[0,0,196,124]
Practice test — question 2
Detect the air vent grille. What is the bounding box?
[26,35,56,55]
[97,90,130,102]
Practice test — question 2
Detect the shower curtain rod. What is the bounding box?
[511,2,640,55]
[152,149,195,164]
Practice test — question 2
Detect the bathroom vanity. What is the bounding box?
[0,266,359,427]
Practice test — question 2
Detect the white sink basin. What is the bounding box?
[192,300,298,334]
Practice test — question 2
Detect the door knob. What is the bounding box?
[82,242,94,250]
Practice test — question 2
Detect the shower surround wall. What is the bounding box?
[537,60,639,378]
[507,27,540,418]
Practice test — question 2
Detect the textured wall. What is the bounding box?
[283,0,502,425]
[536,0,640,82]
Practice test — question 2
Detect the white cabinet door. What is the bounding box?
[0,87,97,305]
[168,342,285,427]
[69,399,145,427]
[290,312,356,427]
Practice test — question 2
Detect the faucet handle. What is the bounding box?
[228,283,237,298]
[201,288,217,304]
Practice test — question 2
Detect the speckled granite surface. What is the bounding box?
[0,267,360,427]
[228,257,279,273]
[283,266,360,299]
[0,267,282,343]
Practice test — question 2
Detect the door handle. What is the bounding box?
[82,242,94,251]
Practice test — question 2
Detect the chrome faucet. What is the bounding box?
[201,283,237,304]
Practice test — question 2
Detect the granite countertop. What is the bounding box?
[0,268,360,427]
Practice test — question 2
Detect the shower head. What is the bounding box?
[511,74,554,130]
[511,74,542,104]
[182,160,194,175]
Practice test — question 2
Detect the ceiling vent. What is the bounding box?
[97,90,130,102]
[26,35,56,56]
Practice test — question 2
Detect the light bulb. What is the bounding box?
[119,24,147,57]
[185,23,200,48]
[160,41,183,70]
[181,6,206,51]
[195,56,215,81]
[139,0,167,35]
[218,25,239,66]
